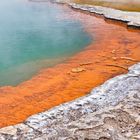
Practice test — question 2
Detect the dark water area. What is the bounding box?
[0,0,91,86]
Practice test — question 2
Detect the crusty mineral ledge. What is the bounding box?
[70,3,140,28]
[55,1,140,29]
[0,63,140,140]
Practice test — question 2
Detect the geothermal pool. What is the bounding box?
[0,0,91,86]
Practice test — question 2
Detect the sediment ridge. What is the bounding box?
[0,63,140,139]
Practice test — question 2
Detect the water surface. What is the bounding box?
[0,0,91,86]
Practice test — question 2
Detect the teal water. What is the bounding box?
[0,0,91,86]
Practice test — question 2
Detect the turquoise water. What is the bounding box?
[0,0,91,86]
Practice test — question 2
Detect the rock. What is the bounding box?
[71,67,86,73]
[0,126,17,135]
[0,63,140,139]
[79,62,92,66]
[111,49,116,54]
[112,57,117,61]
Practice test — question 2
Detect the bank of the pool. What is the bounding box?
[54,0,140,29]
[0,63,140,139]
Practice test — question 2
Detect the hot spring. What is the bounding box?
[0,0,91,86]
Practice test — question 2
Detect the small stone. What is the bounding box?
[112,57,117,61]
[0,126,17,135]
[80,62,92,66]
[71,67,86,73]
[111,49,116,54]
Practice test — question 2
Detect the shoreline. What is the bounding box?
[0,2,140,128]
[0,63,140,139]
[54,0,140,29]
[70,3,140,29]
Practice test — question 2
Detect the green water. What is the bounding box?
[0,0,91,86]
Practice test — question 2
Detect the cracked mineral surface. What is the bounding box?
[0,63,140,140]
